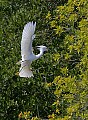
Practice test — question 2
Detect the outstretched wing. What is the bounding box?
[21,22,36,61]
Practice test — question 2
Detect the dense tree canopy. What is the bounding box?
[0,0,88,120]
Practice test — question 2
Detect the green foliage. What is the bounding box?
[1,0,88,120]
[0,1,56,120]
[46,0,88,119]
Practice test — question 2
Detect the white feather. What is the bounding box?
[18,21,47,78]
[19,22,36,78]
[21,22,36,61]
[19,60,33,78]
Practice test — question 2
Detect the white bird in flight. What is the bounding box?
[18,22,47,78]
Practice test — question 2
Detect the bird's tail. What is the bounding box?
[19,61,33,78]
[19,67,33,78]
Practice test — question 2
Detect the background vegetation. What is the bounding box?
[0,0,88,120]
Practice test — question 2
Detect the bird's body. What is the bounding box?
[18,22,47,78]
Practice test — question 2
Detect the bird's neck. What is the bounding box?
[35,49,43,60]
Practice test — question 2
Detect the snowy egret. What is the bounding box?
[18,22,47,78]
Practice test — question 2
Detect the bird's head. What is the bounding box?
[37,45,48,52]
